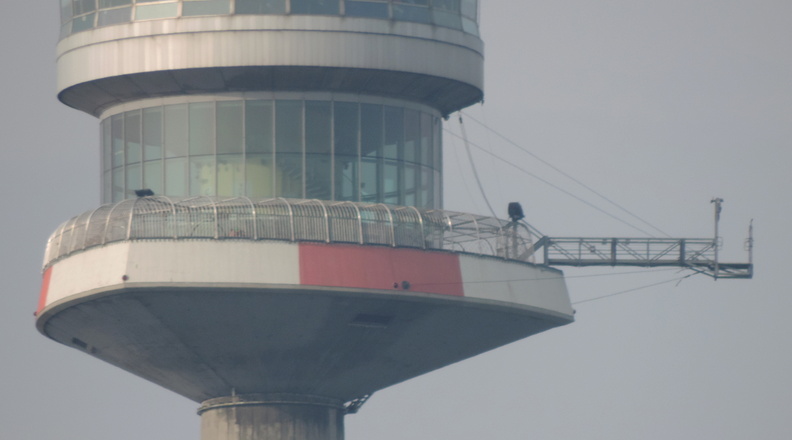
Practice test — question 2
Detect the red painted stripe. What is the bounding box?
[299,243,464,296]
[37,267,53,315]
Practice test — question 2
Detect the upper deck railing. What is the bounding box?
[43,197,537,269]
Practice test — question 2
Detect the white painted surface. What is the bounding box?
[459,254,574,316]
[44,240,300,308]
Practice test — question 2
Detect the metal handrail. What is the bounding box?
[43,197,535,269]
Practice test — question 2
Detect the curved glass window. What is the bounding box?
[60,0,478,38]
[100,97,442,209]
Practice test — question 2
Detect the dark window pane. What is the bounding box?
[71,13,96,32]
[126,163,142,196]
[383,106,403,160]
[276,100,303,154]
[245,100,274,154]
[291,0,339,15]
[217,101,243,154]
[392,5,429,23]
[305,154,332,199]
[334,102,359,201]
[102,118,112,171]
[432,0,459,12]
[61,0,73,23]
[305,101,331,154]
[345,1,388,18]
[360,103,382,158]
[236,0,286,14]
[74,0,96,15]
[432,9,462,29]
[404,109,420,164]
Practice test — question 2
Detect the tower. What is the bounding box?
[38,2,574,439]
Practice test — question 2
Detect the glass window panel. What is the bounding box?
[103,170,112,204]
[135,3,178,20]
[305,101,331,155]
[432,0,459,12]
[60,22,73,39]
[432,9,462,29]
[333,102,359,201]
[61,0,74,23]
[98,0,131,8]
[143,160,163,196]
[71,13,96,32]
[275,100,303,154]
[98,7,131,26]
[74,0,97,15]
[433,117,442,171]
[419,112,433,168]
[404,163,416,191]
[383,160,399,203]
[460,0,476,18]
[189,102,214,156]
[126,163,142,195]
[335,155,358,201]
[165,104,187,158]
[461,17,478,35]
[395,0,428,4]
[246,154,274,198]
[404,109,419,164]
[189,156,215,196]
[276,153,303,198]
[383,106,403,160]
[291,0,339,15]
[305,154,332,200]
[112,167,124,202]
[236,0,286,14]
[217,154,245,196]
[165,157,187,197]
[360,104,382,159]
[143,108,163,160]
[360,158,378,202]
[392,5,429,23]
[245,100,274,154]
[217,101,243,154]
[183,0,231,16]
[102,118,112,171]
[111,114,124,168]
[125,110,142,164]
[345,1,388,18]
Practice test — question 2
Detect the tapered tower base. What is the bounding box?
[199,394,344,440]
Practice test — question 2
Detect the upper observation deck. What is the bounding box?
[57,0,485,117]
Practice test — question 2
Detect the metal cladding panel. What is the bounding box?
[41,241,301,311]
[56,17,483,115]
[459,254,574,317]
[298,243,464,297]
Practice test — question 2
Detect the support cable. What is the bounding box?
[459,111,671,237]
[444,129,656,236]
[458,113,499,220]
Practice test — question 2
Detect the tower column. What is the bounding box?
[199,394,345,440]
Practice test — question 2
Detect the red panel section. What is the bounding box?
[37,267,53,315]
[299,244,464,296]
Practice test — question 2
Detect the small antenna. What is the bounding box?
[711,198,724,280]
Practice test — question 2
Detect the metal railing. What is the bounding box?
[44,197,537,269]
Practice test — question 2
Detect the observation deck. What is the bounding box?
[37,197,573,404]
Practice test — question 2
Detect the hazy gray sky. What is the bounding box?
[2,1,790,439]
